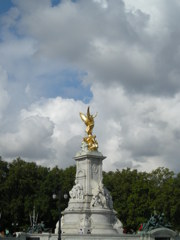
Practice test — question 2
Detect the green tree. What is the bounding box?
[0,157,10,229]
[103,167,178,232]
[170,172,180,230]
[104,168,150,232]
[0,157,179,233]
[148,168,175,224]
[3,158,49,230]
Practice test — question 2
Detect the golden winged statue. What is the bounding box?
[80,106,98,151]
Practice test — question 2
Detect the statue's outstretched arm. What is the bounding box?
[80,112,88,124]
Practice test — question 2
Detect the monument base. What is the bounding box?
[15,228,179,240]
[62,208,119,235]
[60,147,123,236]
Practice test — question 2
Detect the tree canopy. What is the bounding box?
[103,167,180,232]
[0,157,179,233]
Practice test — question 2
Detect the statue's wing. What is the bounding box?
[80,112,88,124]
[93,112,98,118]
[87,106,90,118]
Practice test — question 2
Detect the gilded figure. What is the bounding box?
[80,106,98,151]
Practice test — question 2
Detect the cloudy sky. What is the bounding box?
[0,0,180,172]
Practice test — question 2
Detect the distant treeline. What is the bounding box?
[0,157,179,233]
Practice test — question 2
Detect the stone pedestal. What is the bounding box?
[61,143,122,235]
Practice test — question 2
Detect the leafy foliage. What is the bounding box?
[0,157,76,232]
[103,167,180,232]
[0,157,179,233]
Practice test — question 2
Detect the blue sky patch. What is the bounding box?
[51,0,61,7]
[51,0,77,7]
[0,0,14,14]
[32,69,92,103]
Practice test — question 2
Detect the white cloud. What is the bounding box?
[92,86,180,172]
[10,0,180,95]
[1,82,180,172]
[0,0,180,173]
[1,85,179,173]
[0,115,54,160]
[18,97,85,168]
[0,66,10,119]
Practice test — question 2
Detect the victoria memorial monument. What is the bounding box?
[60,107,123,235]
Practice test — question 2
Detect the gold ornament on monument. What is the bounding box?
[80,106,98,151]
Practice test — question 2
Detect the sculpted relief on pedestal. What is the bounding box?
[69,180,84,200]
[91,183,113,209]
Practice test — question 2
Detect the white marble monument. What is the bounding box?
[61,107,123,235]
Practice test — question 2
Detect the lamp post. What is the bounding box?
[0,212,2,232]
[53,190,68,240]
[53,189,61,240]
[12,222,18,236]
